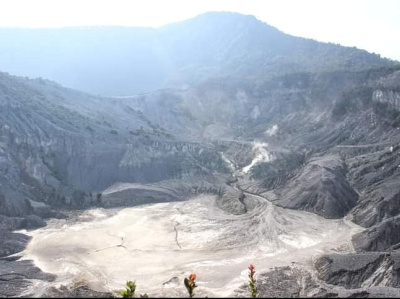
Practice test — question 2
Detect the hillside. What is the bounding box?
[0,12,395,95]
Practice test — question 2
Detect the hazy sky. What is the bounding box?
[1,0,399,61]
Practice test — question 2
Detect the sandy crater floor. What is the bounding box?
[21,194,362,297]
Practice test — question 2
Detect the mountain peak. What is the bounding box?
[190,11,259,21]
[161,11,277,33]
[0,13,395,95]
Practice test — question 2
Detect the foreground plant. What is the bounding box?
[120,281,148,298]
[120,281,136,298]
[184,273,197,298]
[248,264,258,298]
[119,266,258,298]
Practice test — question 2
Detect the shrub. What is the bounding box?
[248,264,258,298]
[120,266,258,298]
[184,273,197,298]
[120,281,136,298]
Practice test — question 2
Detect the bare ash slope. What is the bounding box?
[1,12,400,298]
[119,66,400,297]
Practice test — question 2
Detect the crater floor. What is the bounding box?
[21,194,362,297]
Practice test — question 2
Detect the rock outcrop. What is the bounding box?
[353,217,400,252]
[273,155,358,219]
[315,253,400,289]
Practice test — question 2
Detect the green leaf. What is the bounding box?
[184,277,190,289]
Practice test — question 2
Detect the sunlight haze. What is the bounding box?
[0,0,399,61]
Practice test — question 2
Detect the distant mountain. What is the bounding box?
[0,12,396,95]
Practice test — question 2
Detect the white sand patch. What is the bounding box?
[21,194,362,297]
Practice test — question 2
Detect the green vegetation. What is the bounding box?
[184,273,197,298]
[120,281,136,298]
[120,266,257,298]
[120,281,148,298]
[248,264,258,298]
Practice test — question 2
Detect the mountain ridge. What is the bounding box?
[0,11,396,95]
